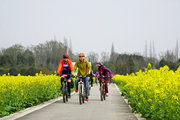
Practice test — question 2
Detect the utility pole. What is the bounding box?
[153,40,156,59]
[110,43,115,63]
[175,39,179,61]
[145,40,148,58]
[150,40,152,59]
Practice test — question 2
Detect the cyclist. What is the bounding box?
[89,70,94,87]
[57,54,74,97]
[95,62,112,97]
[73,53,91,101]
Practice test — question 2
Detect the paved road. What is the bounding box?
[17,84,137,120]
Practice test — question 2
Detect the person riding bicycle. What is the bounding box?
[95,62,112,97]
[73,53,91,101]
[89,70,94,87]
[57,54,74,97]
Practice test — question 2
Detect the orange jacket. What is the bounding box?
[57,59,73,75]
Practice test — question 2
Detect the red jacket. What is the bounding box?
[57,59,73,74]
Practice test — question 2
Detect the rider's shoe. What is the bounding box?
[86,97,89,101]
[106,93,109,97]
[75,89,78,92]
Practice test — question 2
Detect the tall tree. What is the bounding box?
[87,52,99,63]
[2,44,24,64]
[159,50,176,63]
[110,43,115,63]
[175,39,179,61]
[100,52,109,62]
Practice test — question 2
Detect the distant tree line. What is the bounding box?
[0,39,78,76]
[87,43,180,75]
[0,41,179,76]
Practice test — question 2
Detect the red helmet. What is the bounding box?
[63,54,69,58]
[96,62,103,67]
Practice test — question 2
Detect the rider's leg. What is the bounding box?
[105,78,109,93]
[99,78,102,90]
[90,77,93,87]
[75,77,80,90]
[84,77,89,98]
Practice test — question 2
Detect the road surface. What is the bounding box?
[17,83,137,120]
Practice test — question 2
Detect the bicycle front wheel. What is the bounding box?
[62,83,66,103]
[100,85,103,101]
[82,84,85,103]
[103,84,106,100]
[65,84,68,102]
[79,84,82,105]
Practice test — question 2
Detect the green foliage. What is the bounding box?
[9,68,19,76]
[116,62,127,75]
[0,55,14,66]
[0,69,7,76]
[20,68,27,75]
[17,53,26,65]
[126,57,139,74]
[159,58,168,67]
[114,55,140,75]
[158,58,179,71]
[26,67,37,76]
[91,62,98,73]
[104,62,116,73]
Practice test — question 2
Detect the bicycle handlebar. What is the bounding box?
[97,75,111,78]
[76,75,90,78]
[60,74,75,78]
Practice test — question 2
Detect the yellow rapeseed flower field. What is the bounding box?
[0,72,61,117]
[113,64,180,120]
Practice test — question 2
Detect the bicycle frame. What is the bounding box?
[78,75,88,105]
[61,75,68,103]
[61,74,74,103]
[98,75,111,101]
[99,76,106,101]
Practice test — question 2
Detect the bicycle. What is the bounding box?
[109,77,113,85]
[98,75,111,101]
[77,75,89,105]
[95,77,98,84]
[61,74,74,103]
[88,74,94,96]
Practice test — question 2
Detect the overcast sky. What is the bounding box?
[0,0,180,57]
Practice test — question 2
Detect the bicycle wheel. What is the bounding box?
[67,82,71,98]
[100,84,103,101]
[82,84,85,103]
[62,83,66,103]
[103,84,106,100]
[65,84,68,102]
[79,84,82,105]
